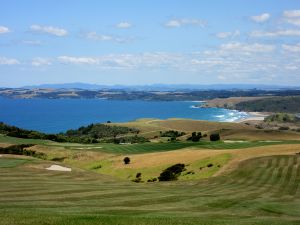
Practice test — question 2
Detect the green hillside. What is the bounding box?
[235,96,300,113]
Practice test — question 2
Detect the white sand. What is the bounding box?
[0,155,2,157]
[224,140,249,143]
[75,147,103,150]
[237,112,269,123]
[46,165,72,172]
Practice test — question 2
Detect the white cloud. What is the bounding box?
[283,10,300,18]
[0,26,10,34]
[116,22,132,29]
[22,40,42,46]
[282,43,300,52]
[30,25,68,36]
[250,29,300,37]
[283,10,300,26]
[164,18,206,28]
[251,13,270,23]
[0,57,19,65]
[57,53,183,69]
[31,57,52,66]
[38,43,300,84]
[86,32,113,41]
[58,56,100,65]
[85,32,131,43]
[220,42,275,53]
[216,30,240,39]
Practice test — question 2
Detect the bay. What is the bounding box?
[0,98,248,133]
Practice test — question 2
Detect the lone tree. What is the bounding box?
[123,156,130,164]
[210,133,220,141]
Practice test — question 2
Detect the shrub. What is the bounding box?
[207,163,213,168]
[158,163,186,181]
[91,164,102,169]
[210,133,220,141]
[160,130,186,138]
[0,144,46,159]
[187,132,202,142]
[136,172,142,178]
[123,157,130,164]
[278,126,289,130]
[147,178,158,182]
[132,172,142,183]
[186,170,195,175]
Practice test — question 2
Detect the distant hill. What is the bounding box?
[235,96,300,113]
[21,83,300,91]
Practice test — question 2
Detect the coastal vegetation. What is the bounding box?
[264,113,300,123]
[0,122,142,144]
[235,96,300,113]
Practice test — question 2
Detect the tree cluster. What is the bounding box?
[0,144,45,159]
[158,163,186,181]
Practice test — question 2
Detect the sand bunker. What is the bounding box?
[224,140,249,143]
[46,165,72,172]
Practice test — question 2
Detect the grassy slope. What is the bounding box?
[0,154,299,225]
[1,118,300,182]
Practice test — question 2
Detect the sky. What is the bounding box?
[0,0,300,87]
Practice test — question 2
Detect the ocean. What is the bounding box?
[0,98,248,133]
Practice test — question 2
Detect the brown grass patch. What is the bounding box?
[221,129,300,141]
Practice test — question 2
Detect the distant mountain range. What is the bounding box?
[20,83,300,91]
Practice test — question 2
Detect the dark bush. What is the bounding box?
[207,163,213,168]
[186,171,195,175]
[158,163,186,181]
[136,172,142,178]
[210,133,220,141]
[147,177,158,182]
[187,132,202,142]
[160,130,186,138]
[91,164,102,169]
[278,126,289,130]
[123,157,130,164]
[0,144,45,159]
[132,172,142,183]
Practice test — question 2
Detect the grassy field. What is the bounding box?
[98,140,300,154]
[2,133,300,155]
[1,119,300,224]
[0,154,299,225]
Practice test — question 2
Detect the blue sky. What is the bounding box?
[0,0,300,87]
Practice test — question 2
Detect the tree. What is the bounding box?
[123,157,130,164]
[210,133,220,141]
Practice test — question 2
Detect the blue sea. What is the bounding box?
[0,98,249,133]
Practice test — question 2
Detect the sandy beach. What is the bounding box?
[237,112,269,123]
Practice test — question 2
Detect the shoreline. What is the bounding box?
[236,111,269,123]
